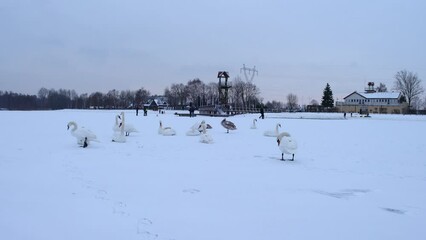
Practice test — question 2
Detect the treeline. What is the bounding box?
[1,76,264,110]
[0,88,150,110]
[164,77,261,109]
[0,91,38,110]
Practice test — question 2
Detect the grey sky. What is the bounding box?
[1,0,425,104]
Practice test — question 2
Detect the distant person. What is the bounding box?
[143,107,148,116]
[189,102,195,117]
[136,106,139,116]
[189,106,195,117]
[343,112,346,118]
[259,106,265,119]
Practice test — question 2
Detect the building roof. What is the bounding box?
[344,91,401,99]
[144,98,168,107]
[361,92,401,99]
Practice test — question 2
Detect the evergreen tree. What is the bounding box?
[321,83,334,107]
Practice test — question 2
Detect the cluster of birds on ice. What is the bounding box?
[67,113,298,161]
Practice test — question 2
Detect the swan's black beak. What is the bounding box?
[118,115,121,119]
[119,123,122,128]
[67,125,69,130]
[277,139,281,146]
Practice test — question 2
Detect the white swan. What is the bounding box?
[250,119,257,129]
[112,113,126,143]
[277,132,298,161]
[186,121,212,136]
[264,123,281,137]
[67,121,98,148]
[117,112,138,136]
[159,121,176,136]
[113,114,121,132]
[186,122,202,136]
[199,121,213,144]
[221,118,237,133]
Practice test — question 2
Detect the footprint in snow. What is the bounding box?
[137,218,159,239]
[314,189,370,199]
[113,201,130,216]
[381,207,406,215]
[137,218,152,233]
[138,231,158,240]
[95,189,108,201]
[183,188,200,194]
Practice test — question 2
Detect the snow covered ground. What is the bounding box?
[0,109,425,240]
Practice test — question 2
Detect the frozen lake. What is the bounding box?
[0,110,425,240]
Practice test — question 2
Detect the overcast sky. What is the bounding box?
[1,0,425,104]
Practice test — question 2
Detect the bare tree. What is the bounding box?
[38,87,49,109]
[119,90,135,108]
[167,83,188,106]
[394,70,424,109]
[229,76,261,109]
[185,78,205,107]
[69,89,78,108]
[411,96,422,110]
[245,81,260,108]
[421,95,426,110]
[106,89,119,108]
[310,99,319,105]
[135,88,150,108]
[375,83,388,92]
[286,93,298,112]
[265,100,284,111]
[79,93,89,109]
[230,77,245,108]
[164,87,174,106]
[89,92,104,108]
[205,82,219,105]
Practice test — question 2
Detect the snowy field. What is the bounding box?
[1,109,425,240]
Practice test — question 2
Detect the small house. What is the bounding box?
[144,98,169,111]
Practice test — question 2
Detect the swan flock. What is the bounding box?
[67,113,299,162]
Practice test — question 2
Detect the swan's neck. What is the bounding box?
[120,113,125,134]
[121,113,125,126]
[278,132,291,139]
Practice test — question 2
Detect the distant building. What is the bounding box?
[337,83,408,114]
[144,97,169,111]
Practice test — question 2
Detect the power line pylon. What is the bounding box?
[240,64,258,82]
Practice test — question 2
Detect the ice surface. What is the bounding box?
[0,110,425,240]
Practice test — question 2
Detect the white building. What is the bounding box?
[337,83,407,114]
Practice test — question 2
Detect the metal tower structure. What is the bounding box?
[217,71,231,106]
[240,64,258,82]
